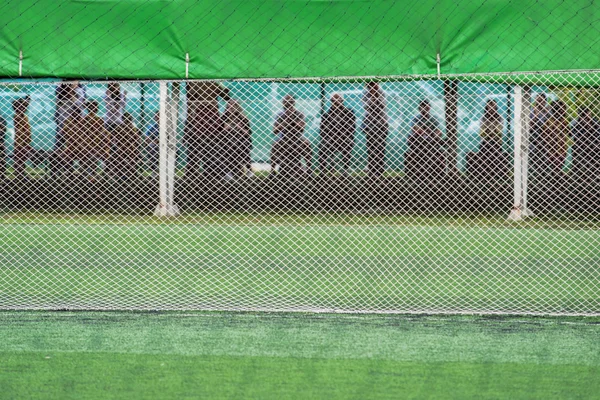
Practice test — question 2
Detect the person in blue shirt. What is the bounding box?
[145,112,160,176]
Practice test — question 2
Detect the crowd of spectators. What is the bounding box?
[2,82,599,182]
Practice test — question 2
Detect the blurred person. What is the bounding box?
[145,112,160,177]
[0,116,6,177]
[531,94,551,124]
[273,95,306,141]
[52,82,86,176]
[12,96,32,180]
[406,100,443,179]
[541,100,570,176]
[223,99,252,179]
[571,106,600,180]
[82,100,110,178]
[184,81,229,179]
[479,100,503,153]
[529,93,551,173]
[104,83,127,176]
[112,112,141,179]
[61,106,85,175]
[478,99,506,179]
[104,82,127,132]
[319,93,356,175]
[362,82,389,178]
[270,94,312,175]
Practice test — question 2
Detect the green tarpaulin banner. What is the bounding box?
[1,0,599,80]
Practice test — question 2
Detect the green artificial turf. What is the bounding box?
[0,312,599,399]
[0,212,599,313]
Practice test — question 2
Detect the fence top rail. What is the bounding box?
[4,69,600,88]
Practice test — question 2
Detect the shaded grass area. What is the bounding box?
[0,214,599,312]
[1,312,599,399]
[1,173,599,215]
[2,210,600,229]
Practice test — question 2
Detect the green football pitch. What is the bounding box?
[0,212,599,398]
[0,311,599,399]
[0,212,599,312]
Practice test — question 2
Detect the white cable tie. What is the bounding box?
[19,49,23,77]
[185,53,190,79]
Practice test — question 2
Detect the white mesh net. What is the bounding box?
[0,75,598,314]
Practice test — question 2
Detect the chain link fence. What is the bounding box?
[0,74,598,314]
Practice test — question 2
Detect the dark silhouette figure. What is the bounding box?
[319,93,356,175]
[82,100,109,177]
[113,113,141,179]
[406,100,444,180]
[12,96,31,180]
[103,83,127,178]
[572,107,600,181]
[476,100,506,180]
[270,95,311,175]
[223,99,252,179]
[529,93,551,176]
[144,112,160,177]
[362,82,389,178]
[185,81,230,179]
[61,105,85,175]
[540,100,570,177]
[0,116,6,177]
[52,82,85,176]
